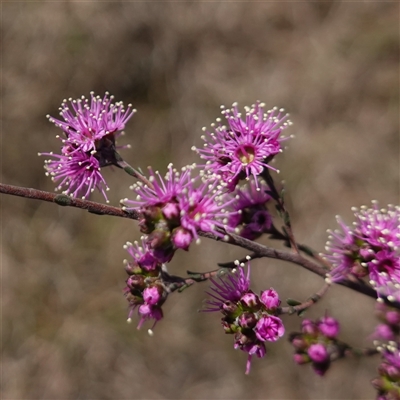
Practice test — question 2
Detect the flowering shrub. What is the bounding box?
[2,93,399,397]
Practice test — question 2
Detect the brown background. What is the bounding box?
[2,2,399,399]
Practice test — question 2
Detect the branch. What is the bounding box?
[279,283,331,315]
[113,152,155,190]
[2,182,399,309]
[207,230,398,306]
[0,183,140,220]
[164,269,220,293]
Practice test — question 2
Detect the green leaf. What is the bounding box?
[286,298,302,306]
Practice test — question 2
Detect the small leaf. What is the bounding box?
[283,211,291,226]
[297,309,307,317]
[286,298,302,306]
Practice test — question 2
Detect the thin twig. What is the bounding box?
[113,152,154,190]
[164,269,220,293]
[279,282,331,315]
[219,231,383,302]
[261,168,299,254]
[0,183,140,220]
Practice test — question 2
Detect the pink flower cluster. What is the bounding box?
[226,179,273,240]
[371,303,400,399]
[40,92,135,201]
[325,202,400,302]
[372,344,400,400]
[123,164,237,263]
[192,102,291,191]
[372,303,400,342]
[204,262,284,374]
[290,315,340,376]
[123,240,165,330]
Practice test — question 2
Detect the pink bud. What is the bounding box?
[308,343,329,363]
[260,288,280,309]
[318,316,340,339]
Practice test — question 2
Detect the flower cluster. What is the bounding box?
[192,102,292,191]
[122,164,237,263]
[204,261,285,374]
[123,240,166,330]
[371,303,400,399]
[325,202,400,302]
[289,315,341,376]
[40,92,136,201]
[372,343,400,400]
[372,303,400,342]
[226,179,273,240]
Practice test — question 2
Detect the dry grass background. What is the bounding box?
[2,2,399,399]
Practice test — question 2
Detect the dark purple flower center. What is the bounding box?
[94,132,118,167]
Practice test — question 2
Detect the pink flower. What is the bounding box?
[124,240,159,272]
[237,342,266,375]
[205,263,251,311]
[48,92,135,152]
[193,103,292,191]
[226,179,273,240]
[255,315,285,342]
[40,92,135,200]
[143,287,161,306]
[42,150,109,200]
[123,164,237,260]
[137,304,163,329]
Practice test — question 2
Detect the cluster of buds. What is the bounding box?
[325,202,400,302]
[371,303,400,399]
[373,303,400,342]
[289,315,341,376]
[123,240,167,331]
[226,179,273,240]
[123,164,237,263]
[372,343,400,400]
[205,261,285,374]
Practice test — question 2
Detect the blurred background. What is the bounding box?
[2,2,399,399]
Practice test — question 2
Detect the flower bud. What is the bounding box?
[127,275,145,290]
[162,202,180,220]
[125,262,142,275]
[290,335,308,351]
[260,288,280,310]
[238,312,257,329]
[240,292,259,308]
[172,227,193,250]
[221,301,239,315]
[372,324,395,341]
[293,353,309,365]
[308,343,329,363]
[302,319,318,336]
[386,310,400,326]
[318,316,340,339]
